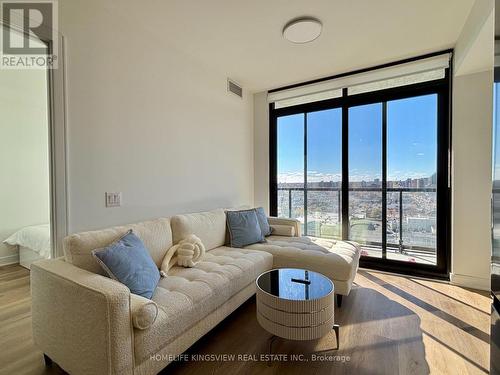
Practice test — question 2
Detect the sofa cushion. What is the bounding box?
[133,246,273,363]
[92,230,160,299]
[270,224,295,237]
[245,236,360,282]
[226,209,264,248]
[170,209,226,251]
[64,218,172,275]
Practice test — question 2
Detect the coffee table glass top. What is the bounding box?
[256,268,333,301]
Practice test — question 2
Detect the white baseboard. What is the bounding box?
[449,273,490,291]
[0,254,20,266]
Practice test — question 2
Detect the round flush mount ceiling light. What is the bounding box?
[283,17,322,44]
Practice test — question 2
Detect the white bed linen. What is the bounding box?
[3,224,51,259]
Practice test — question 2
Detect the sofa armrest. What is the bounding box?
[31,259,134,375]
[267,217,301,237]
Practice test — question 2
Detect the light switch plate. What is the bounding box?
[105,192,121,207]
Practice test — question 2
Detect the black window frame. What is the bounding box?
[269,51,452,280]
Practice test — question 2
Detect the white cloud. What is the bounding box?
[279,169,434,183]
[278,171,341,183]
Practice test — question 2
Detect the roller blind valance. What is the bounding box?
[268,53,451,108]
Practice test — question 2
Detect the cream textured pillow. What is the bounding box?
[130,294,158,330]
[270,224,295,237]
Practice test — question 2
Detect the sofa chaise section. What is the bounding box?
[246,235,359,294]
[245,217,360,305]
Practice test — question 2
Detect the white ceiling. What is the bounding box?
[124,0,475,92]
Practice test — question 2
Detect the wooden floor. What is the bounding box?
[0,265,491,375]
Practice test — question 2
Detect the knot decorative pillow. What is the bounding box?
[160,234,205,277]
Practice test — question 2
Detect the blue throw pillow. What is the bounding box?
[254,207,272,237]
[226,209,265,248]
[92,230,160,299]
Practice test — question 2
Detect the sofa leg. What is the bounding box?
[43,354,53,367]
[336,295,343,308]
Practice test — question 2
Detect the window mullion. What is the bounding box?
[304,113,308,236]
[382,102,387,259]
[341,89,349,240]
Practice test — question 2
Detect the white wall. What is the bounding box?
[254,92,269,211]
[0,69,51,265]
[59,0,254,233]
[451,71,492,290]
[450,0,494,291]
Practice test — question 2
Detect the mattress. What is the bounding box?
[19,246,46,269]
[3,223,51,259]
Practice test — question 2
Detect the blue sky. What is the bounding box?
[277,94,437,183]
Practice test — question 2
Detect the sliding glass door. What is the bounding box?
[346,95,438,265]
[271,74,450,278]
[277,114,304,221]
[348,103,383,257]
[277,109,342,238]
[307,109,343,238]
[386,95,438,264]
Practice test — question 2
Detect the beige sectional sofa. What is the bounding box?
[31,208,360,375]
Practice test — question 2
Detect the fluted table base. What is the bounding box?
[256,279,338,345]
